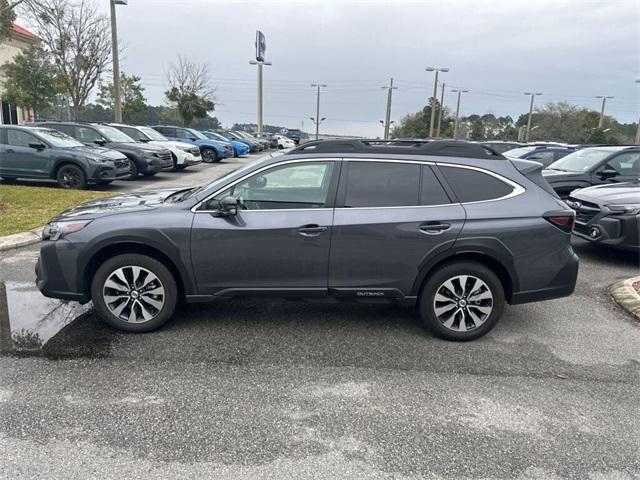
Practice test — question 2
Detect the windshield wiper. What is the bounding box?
[164,187,197,203]
[546,168,568,172]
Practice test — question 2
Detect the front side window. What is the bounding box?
[205,161,335,211]
[607,152,640,176]
[120,126,145,142]
[344,161,420,208]
[439,166,514,203]
[7,129,38,148]
[76,126,104,143]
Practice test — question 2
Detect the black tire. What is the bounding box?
[419,261,505,341]
[174,164,187,171]
[91,253,178,333]
[1,177,17,183]
[127,160,139,180]
[201,148,219,163]
[278,144,284,150]
[56,164,87,189]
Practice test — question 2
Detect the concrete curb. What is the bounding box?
[0,227,42,252]
[610,276,640,321]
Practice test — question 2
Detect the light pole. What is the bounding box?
[109,0,127,123]
[635,80,640,145]
[436,82,445,137]
[524,92,542,142]
[426,67,448,138]
[249,59,272,138]
[310,84,327,140]
[596,95,614,128]
[379,119,394,138]
[451,88,468,139]
[381,77,397,140]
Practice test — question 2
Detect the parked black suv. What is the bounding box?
[542,146,640,198]
[0,126,130,188]
[36,139,578,341]
[35,122,173,179]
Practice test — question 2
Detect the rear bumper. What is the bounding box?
[510,251,579,304]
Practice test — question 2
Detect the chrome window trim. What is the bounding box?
[192,157,526,213]
[192,158,341,213]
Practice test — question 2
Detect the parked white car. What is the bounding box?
[273,134,296,149]
[110,124,202,170]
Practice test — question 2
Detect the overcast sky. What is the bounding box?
[97,0,638,136]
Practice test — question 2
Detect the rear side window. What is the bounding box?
[344,161,420,208]
[439,166,514,203]
[421,166,451,206]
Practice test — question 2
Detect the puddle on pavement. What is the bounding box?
[4,281,92,353]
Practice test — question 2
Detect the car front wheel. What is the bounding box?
[56,164,87,189]
[419,261,505,341]
[91,254,178,332]
[201,148,219,163]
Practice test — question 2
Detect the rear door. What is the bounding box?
[328,159,466,299]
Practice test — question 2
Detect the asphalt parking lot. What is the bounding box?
[0,236,638,479]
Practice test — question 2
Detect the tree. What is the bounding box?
[97,73,147,123]
[165,55,216,126]
[1,44,58,115]
[28,0,111,120]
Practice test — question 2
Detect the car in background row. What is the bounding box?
[271,134,295,149]
[479,141,525,153]
[110,124,201,171]
[151,125,232,163]
[280,128,303,145]
[201,131,249,157]
[35,122,173,179]
[0,125,130,188]
[542,146,640,198]
[503,145,576,167]
[217,130,262,153]
[567,181,639,251]
[236,130,269,150]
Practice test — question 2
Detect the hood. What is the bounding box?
[571,181,640,204]
[68,145,126,160]
[50,187,189,221]
[167,140,199,150]
[107,142,168,154]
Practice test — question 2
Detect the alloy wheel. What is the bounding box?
[59,168,80,188]
[102,265,166,323]
[433,275,493,332]
[202,149,217,163]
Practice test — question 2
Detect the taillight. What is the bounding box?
[544,212,575,233]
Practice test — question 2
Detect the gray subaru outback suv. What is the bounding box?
[36,140,579,341]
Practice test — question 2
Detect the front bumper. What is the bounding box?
[36,241,87,302]
[569,200,640,251]
[88,159,130,182]
[143,155,174,173]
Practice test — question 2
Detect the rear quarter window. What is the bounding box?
[439,166,514,202]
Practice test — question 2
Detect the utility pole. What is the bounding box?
[310,84,327,140]
[524,92,542,142]
[436,82,445,137]
[426,66,448,138]
[451,88,468,139]
[109,0,127,123]
[381,77,397,140]
[596,95,614,128]
[635,80,640,145]
[249,60,272,138]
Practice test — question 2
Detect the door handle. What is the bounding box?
[419,222,451,234]
[297,224,328,237]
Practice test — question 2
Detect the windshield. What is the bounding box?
[140,127,167,141]
[187,129,207,140]
[94,125,136,143]
[235,131,254,139]
[547,149,613,172]
[35,128,84,148]
[503,146,536,158]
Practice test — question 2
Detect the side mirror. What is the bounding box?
[216,196,238,216]
[598,167,618,179]
[94,139,106,146]
[139,137,149,143]
[190,137,197,141]
[29,142,45,151]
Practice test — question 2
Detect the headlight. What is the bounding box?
[607,204,640,215]
[86,155,108,163]
[176,145,191,152]
[42,220,92,241]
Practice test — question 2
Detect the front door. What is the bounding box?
[1,129,51,177]
[328,160,466,298]
[191,160,339,295]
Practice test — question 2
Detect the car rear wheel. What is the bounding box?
[419,261,504,341]
[92,254,178,333]
[56,164,87,189]
[127,161,139,180]
[201,148,219,163]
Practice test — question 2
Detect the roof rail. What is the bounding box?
[287,139,504,159]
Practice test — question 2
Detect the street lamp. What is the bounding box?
[109,0,128,123]
[249,59,272,138]
[595,95,614,128]
[451,88,468,139]
[524,92,542,142]
[635,80,640,145]
[426,67,449,138]
[310,84,327,140]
